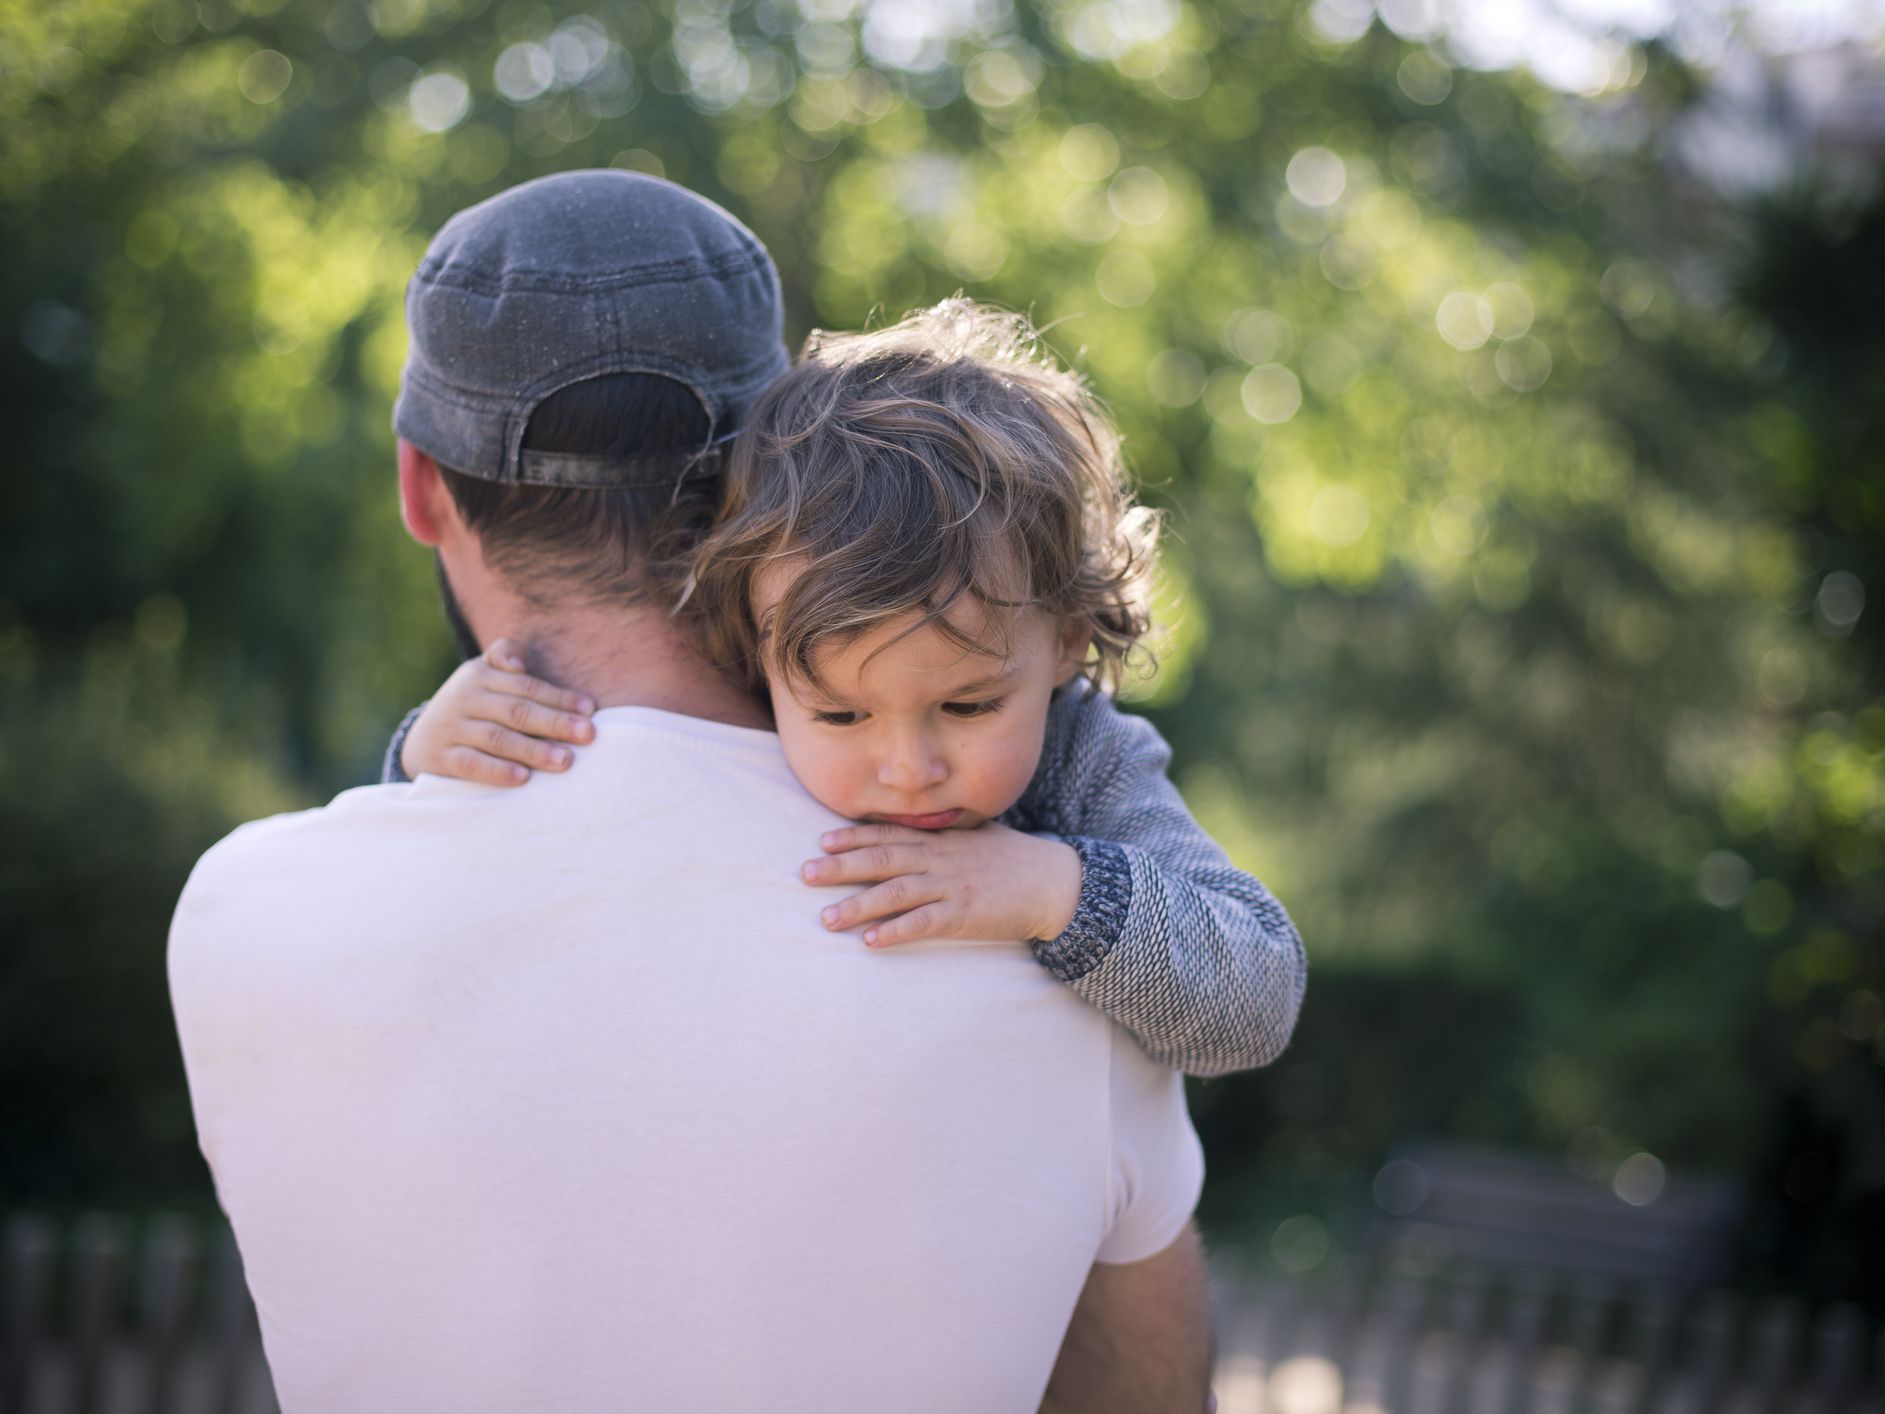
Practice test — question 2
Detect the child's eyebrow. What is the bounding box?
[939,665,1019,696]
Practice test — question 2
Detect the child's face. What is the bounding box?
[752,568,1087,830]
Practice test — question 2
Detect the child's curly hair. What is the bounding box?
[685,298,1159,695]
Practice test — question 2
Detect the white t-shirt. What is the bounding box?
[170,706,1204,1413]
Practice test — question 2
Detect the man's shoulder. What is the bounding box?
[187,781,412,880]
[170,783,415,959]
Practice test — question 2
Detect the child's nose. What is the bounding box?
[877,736,948,792]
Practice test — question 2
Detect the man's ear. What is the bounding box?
[1054,620,1093,687]
[396,439,452,546]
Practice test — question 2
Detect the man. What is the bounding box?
[169,171,1212,1411]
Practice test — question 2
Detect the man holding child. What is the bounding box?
[171,170,1302,1410]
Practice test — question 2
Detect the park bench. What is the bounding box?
[1205,1141,1877,1413]
[1365,1139,1745,1286]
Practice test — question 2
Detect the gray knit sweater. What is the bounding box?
[383,681,1305,1078]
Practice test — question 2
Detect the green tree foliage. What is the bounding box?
[3,0,1879,1293]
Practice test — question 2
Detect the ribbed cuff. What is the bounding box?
[1030,836,1132,983]
[381,702,426,784]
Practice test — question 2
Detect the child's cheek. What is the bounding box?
[775,720,849,817]
[976,723,1051,818]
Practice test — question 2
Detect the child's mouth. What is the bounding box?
[876,810,964,831]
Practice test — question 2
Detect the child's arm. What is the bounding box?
[813,684,1305,1078]
[381,639,597,786]
[1020,685,1305,1076]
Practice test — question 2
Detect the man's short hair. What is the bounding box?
[436,371,715,609]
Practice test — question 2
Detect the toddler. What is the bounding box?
[385,300,1305,1077]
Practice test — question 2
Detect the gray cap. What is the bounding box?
[393,169,790,488]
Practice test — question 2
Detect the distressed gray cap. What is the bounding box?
[393,169,789,488]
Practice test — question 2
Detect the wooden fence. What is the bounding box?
[2,1213,275,1414]
[1209,1259,1884,1414]
[4,1211,1881,1413]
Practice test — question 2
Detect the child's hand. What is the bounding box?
[801,822,1084,948]
[401,638,597,787]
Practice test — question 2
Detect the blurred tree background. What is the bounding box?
[3,0,1880,1304]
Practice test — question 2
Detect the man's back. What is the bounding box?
[171,707,1202,1412]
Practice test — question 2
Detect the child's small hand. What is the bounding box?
[401,637,597,787]
[801,822,1083,948]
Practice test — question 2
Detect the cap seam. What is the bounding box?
[412,246,773,299]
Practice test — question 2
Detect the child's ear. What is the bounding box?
[1054,621,1092,687]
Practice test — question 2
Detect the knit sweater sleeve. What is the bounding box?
[380,704,426,785]
[1003,685,1306,1078]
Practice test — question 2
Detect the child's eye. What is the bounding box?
[812,709,860,726]
[942,698,1004,719]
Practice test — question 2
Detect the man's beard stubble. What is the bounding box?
[434,552,483,662]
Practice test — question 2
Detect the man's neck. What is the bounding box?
[495,601,770,731]
[435,538,770,731]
